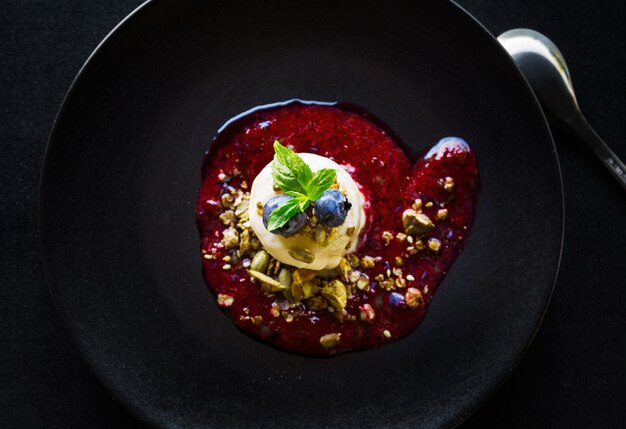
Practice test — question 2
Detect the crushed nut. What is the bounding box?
[217,294,234,307]
[221,227,239,250]
[443,176,455,191]
[356,274,370,290]
[251,315,263,325]
[406,274,415,282]
[436,208,448,220]
[219,210,236,225]
[405,287,425,309]
[395,256,404,267]
[428,238,442,253]
[382,231,393,245]
[402,209,435,235]
[360,256,376,269]
[308,296,328,310]
[396,232,407,242]
[222,264,232,270]
[412,198,423,210]
[346,226,356,237]
[359,304,375,322]
[383,329,392,339]
[346,254,360,268]
[321,279,348,309]
[319,333,341,349]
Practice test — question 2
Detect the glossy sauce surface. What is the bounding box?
[197,102,479,355]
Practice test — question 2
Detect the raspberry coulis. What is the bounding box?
[197,101,479,356]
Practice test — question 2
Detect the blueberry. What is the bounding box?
[262,195,307,236]
[314,190,352,228]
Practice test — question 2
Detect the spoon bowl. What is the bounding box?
[499,28,626,192]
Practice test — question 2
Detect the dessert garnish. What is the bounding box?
[196,101,479,356]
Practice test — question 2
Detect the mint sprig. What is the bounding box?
[267,140,337,232]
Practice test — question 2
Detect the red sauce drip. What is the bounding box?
[197,101,479,356]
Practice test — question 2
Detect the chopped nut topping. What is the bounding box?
[383,329,391,339]
[256,201,264,215]
[428,238,442,253]
[217,294,234,307]
[402,209,435,236]
[346,226,356,237]
[406,274,415,282]
[222,264,232,270]
[219,210,236,225]
[412,198,423,210]
[221,193,235,208]
[442,176,455,191]
[218,172,230,182]
[321,279,348,309]
[270,303,281,317]
[359,304,375,322]
[251,315,263,325]
[381,231,393,245]
[346,254,360,268]
[308,296,328,310]
[291,279,320,301]
[436,208,448,220]
[425,201,434,208]
[395,256,404,267]
[319,333,341,349]
[405,288,424,308]
[406,235,414,244]
[360,256,376,269]
[221,227,239,250]
[203,254,215,260]
[356,274,370,290]
[392,267,403,277]
[396,232,407,242]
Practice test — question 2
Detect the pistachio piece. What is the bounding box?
[405,287,424,309]
[247,269,285,292]
[428,238,442,253]
[319,333,341,350]
[292,279,321,301]
[356,274,370,290]
[321,279,348,309]
[289,249,315,264]
[219,210,236,225]
[221,227,239,250]
[402,209,435,236]
[250,250,270,273]
[308,295,328,310]
[359,256,376,269]
[359,303,375,322]
[217,294,234,308]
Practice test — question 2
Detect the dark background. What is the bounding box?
[2,0,625,428]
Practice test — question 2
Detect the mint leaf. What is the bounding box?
[272,141,313,194]
[266,141,340,232]
[306,168,336,201]
[266,195,309,232]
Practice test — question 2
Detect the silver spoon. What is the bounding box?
[498,28,626,191]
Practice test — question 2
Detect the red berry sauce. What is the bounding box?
[196,100,479,356]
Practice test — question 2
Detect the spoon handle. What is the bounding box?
[570,111,626,192]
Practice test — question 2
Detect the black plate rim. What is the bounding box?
[38,0,565,427]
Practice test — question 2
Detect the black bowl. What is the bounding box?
[41,1,562,427]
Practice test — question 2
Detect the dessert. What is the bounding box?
[196,101,479,356]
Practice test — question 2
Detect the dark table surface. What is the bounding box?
[2,1,625,428]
